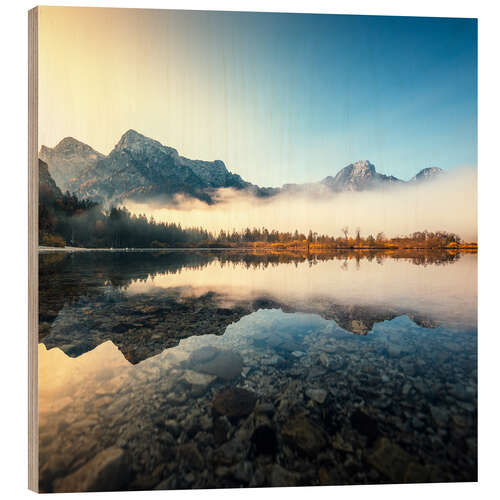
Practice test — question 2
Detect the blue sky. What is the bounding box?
[40,9,477,186]
[216,12,478,183]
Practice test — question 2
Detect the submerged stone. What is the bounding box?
[213,416,233,445]
[176,443,204,471]
[252,425,278,455]
[350,408,379,445]
[53,447,130,493]
[281,415,328,456]
[319,352,329,368]
[429,405,449,427]
[212,388,257,418]
[366,437,413,482]
[214,438,248,465]
[268,464,300,487]
[306,388,327,404]
[180,369,216,396]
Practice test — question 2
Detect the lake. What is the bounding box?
[37,249,477,491]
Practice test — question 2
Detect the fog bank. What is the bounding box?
[125,167,477,241]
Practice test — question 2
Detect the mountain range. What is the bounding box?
[39,129,443,205]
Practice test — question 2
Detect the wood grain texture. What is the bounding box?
[28,6,39,493]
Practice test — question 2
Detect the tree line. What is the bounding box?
[39,194,211,248]
[213,226,463,248]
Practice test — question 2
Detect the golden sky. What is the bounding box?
[38,6,250,176]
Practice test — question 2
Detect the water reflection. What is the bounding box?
[38,250,477,491]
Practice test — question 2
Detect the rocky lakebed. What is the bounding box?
[37,250,477,492]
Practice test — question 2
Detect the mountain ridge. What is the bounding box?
[39,130,444,205]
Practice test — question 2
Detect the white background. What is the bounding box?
[0,1,498,498]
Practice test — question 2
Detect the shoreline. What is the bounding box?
[39,245,478,253]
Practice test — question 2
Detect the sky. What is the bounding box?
[38,7,477,186]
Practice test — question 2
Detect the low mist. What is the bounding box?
[125,167,477,242]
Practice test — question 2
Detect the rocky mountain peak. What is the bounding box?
[55,136,84,149]
[50,137,103,158]
[411,167,443,182]
[39,138,104,192]
[113,129,178,157]
[349,160,376,175]
[117,129,147,146]
[321,160,383,192]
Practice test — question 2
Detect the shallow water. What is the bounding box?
[38,250,477,491]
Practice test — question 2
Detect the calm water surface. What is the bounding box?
[38,250,477,491]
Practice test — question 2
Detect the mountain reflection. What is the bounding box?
[39,250,476,364]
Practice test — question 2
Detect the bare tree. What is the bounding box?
[341,226,349,240]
